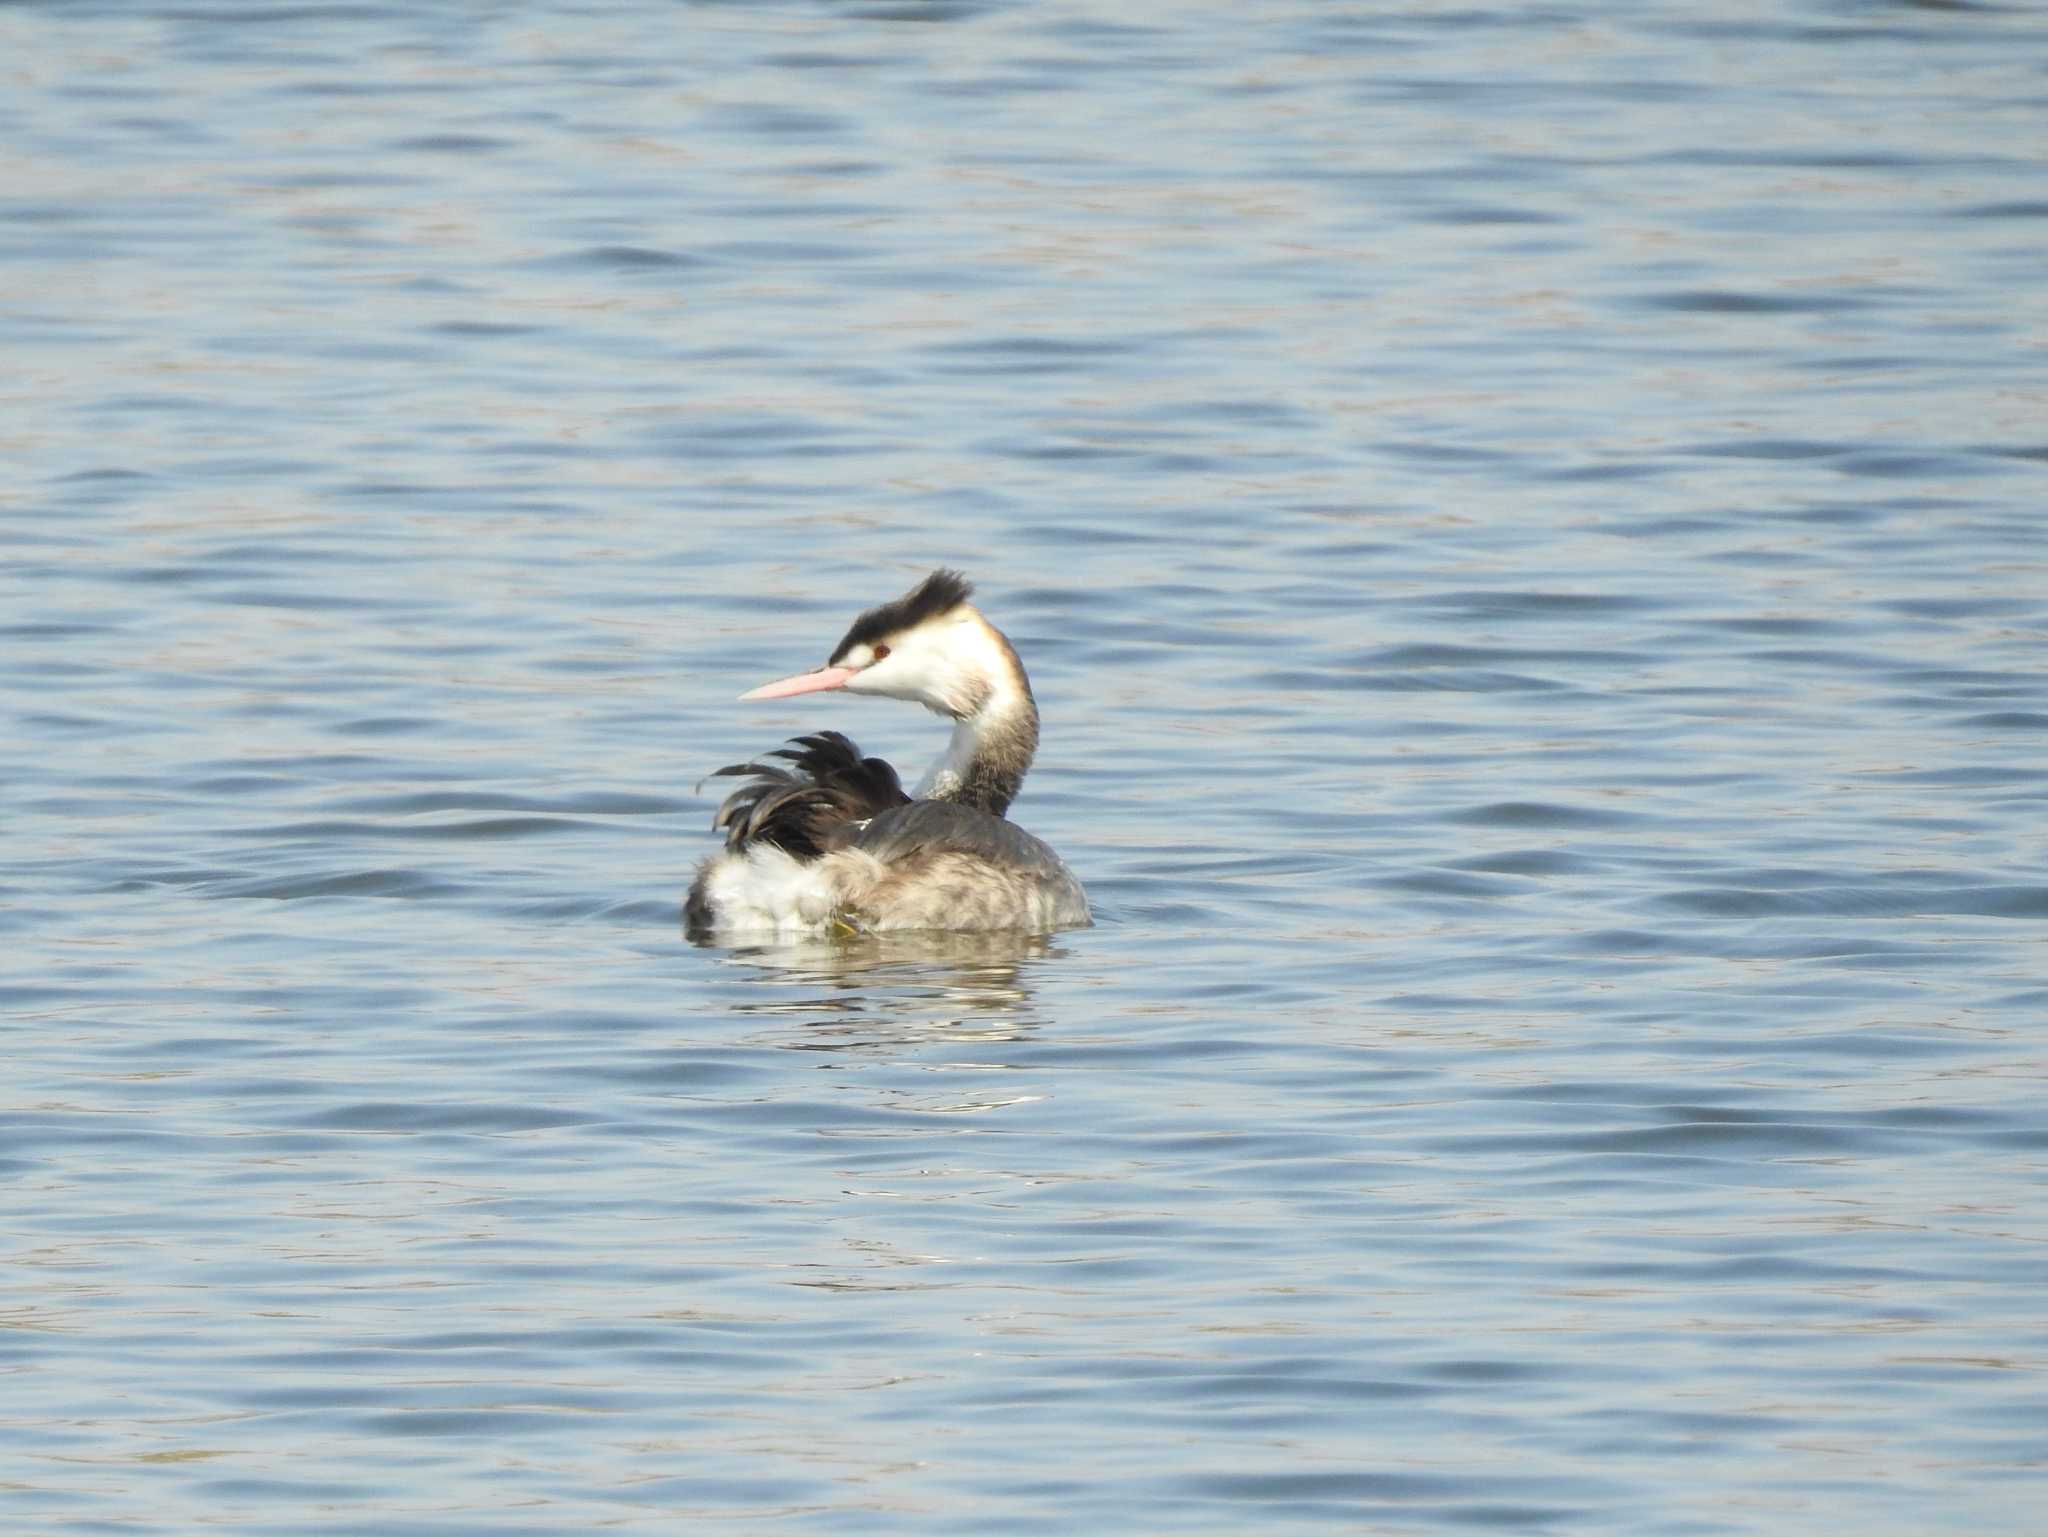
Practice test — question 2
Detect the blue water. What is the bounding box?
[6,3,2047,1532]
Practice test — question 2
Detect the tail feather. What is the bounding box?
[705,731,910,860]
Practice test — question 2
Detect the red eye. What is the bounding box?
[872,645,891,662]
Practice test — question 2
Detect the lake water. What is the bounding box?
[5,2,2047,1532]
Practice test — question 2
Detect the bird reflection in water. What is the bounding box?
[708,928,1071,1054]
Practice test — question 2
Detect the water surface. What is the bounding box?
[5,2,2047,1533]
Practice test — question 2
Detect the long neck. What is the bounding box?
[915,642,1039,817]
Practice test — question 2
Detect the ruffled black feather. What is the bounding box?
[706,731,911,859]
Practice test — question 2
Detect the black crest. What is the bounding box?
[828,569,973,665]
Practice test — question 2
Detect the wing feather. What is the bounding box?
[704,731,911,859]
[851,799,1068,877]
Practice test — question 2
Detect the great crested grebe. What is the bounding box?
[685,570,1090,937]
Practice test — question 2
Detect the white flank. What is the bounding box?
[698,845,882,934]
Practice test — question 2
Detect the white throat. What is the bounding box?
[915,720,981,801]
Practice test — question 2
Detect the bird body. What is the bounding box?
[686,572,1089,937]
